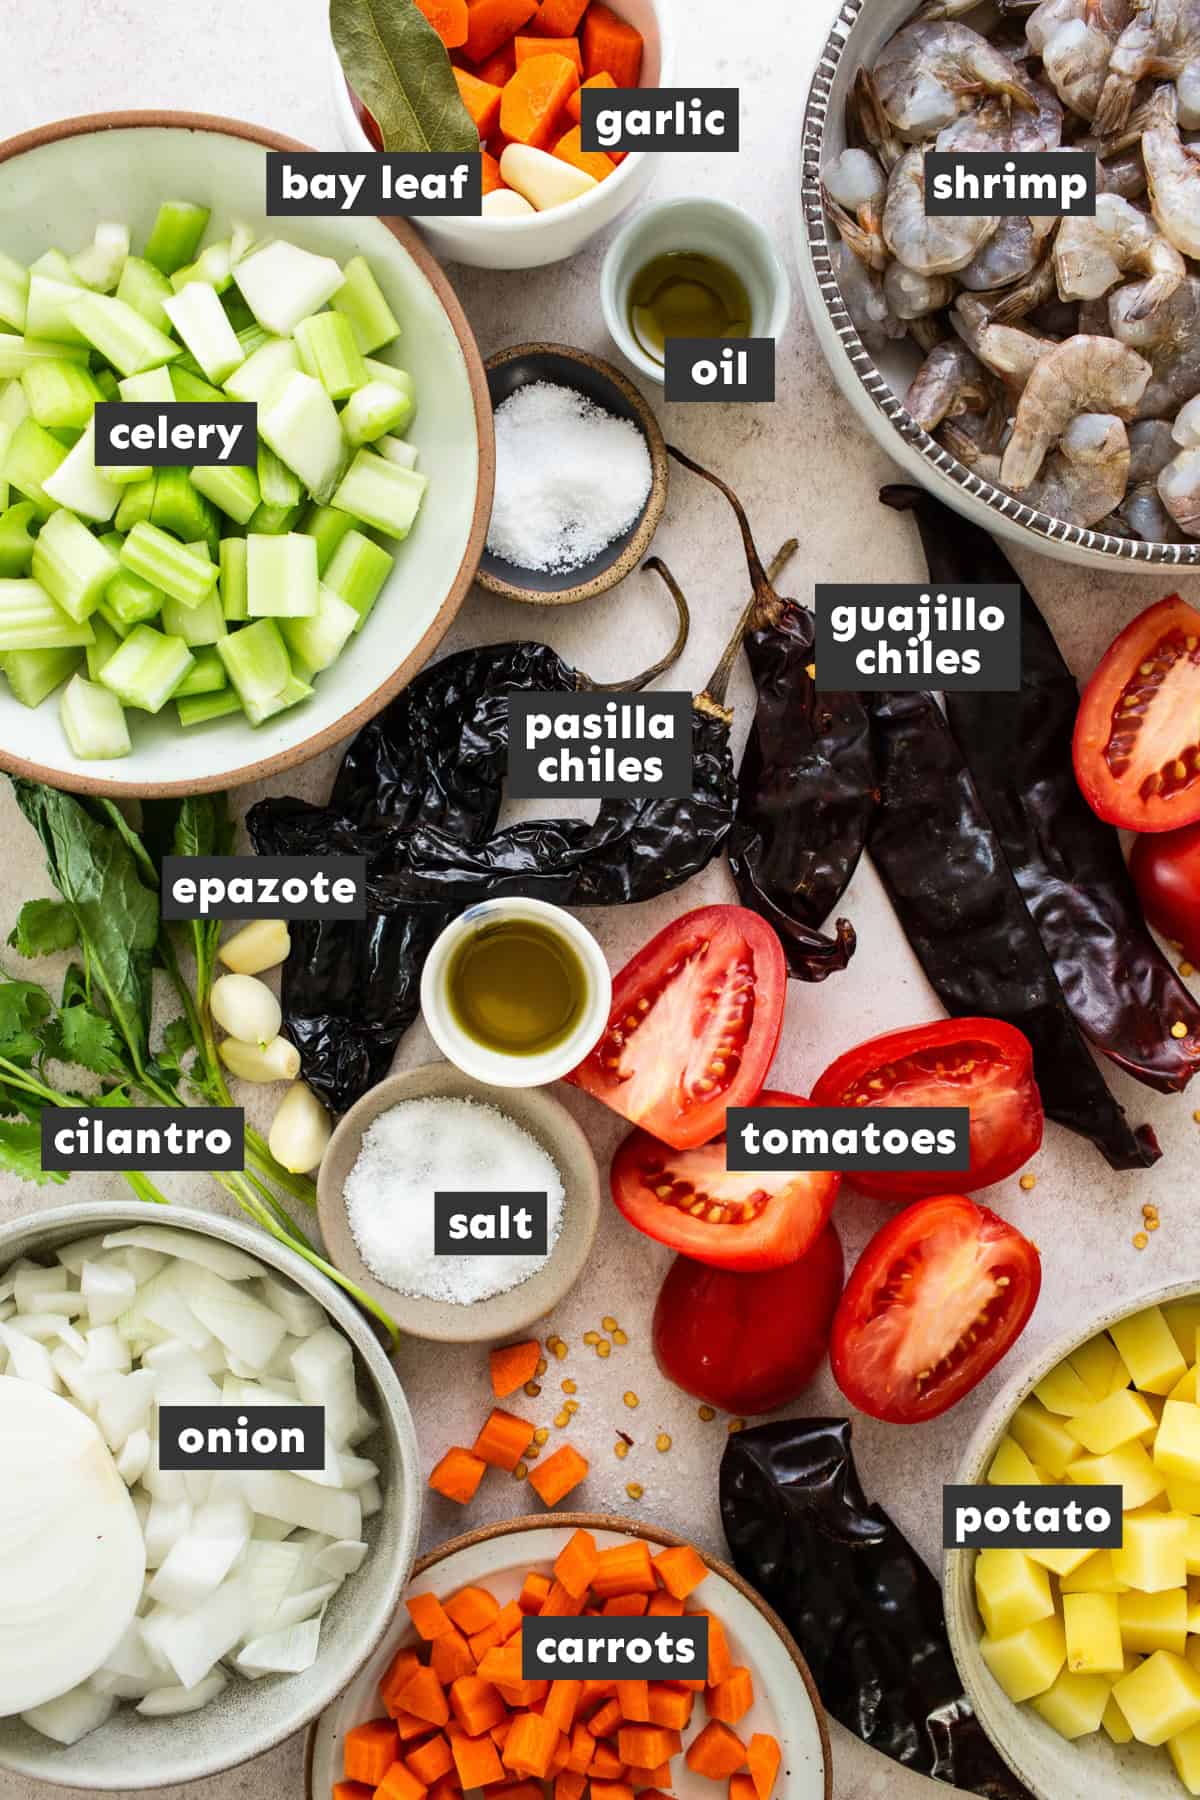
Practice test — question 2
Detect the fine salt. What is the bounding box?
[486,380,653,573]
[343,1096,565,1304]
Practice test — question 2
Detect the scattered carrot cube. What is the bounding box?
[515,31,583,73]
[415,0,469,45]
[520,1570,553,1612]
[394,1665,450,1728]
[377,1761,428,1800]
[454,66,504,138]
[590,1782,635,1800]
[542,1578,587,1618]
[527,1443,589,1507]
[450,1672,507,1736]
[581,2,643,84]
[445,1584,501,1636]
[746,1733,781,1800]
[334,1786,374,1800]
[603,1593,649,1616]
[653,1545,710,1601]
[695,1612,734,1686]
[730,1778,758,1800]
[590,1696,623,1737]
[592,1541,656,1598]
[428,1448,487,1505]
[648,1685,693,1730]
[464,0,538,62]
[686,1722,747,1780]
[616,1680,650,1721]
[345,1719,399,1786]
[590,1741,627,1779]
[532,0,589,35]
[552,124,614,180]
[448,1722,504,1790]
[618,1726,682,1769]
[648,1592,684,1617]
[545,1678,583,1734]
[478,1642,524,1686]
[406,1734,453,1785]
[565,69,615,121]
[474,1407,537,1471]
[381,1646,422,1710]
[393,1711,439,1744]
[430,1628,476,1685]
[555,1771,588,1800]
[503,1711,562,1779]
[500,53,581,150]
[555,1528,601,1596]
[707,1668,754,1725]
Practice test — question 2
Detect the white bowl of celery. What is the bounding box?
[0,116,490,793]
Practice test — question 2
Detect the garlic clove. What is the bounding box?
[218,919,291,976]
[268,1082,332,1175]
[499,144,599,212]
[210,973,281,1049]
[218,1035,301,1083]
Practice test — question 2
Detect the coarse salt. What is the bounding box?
[486,380,653,573]
[343,1096,565,1304]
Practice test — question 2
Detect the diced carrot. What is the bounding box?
[381,1646,422,1710]
[555,1772,588,1800]
[550,1737,571,1777]
[445,1584,500,1636]
[474,41,519,86]
[554,1528,601,1597]
[653,1545,710,1601]
[480,148,505,191]
[345,1719,399,1786]
[492,1718,514,1749]
[519,1570,552,1612]
[498,1600,524,1639]
[415,0,469,46]
[449,1672,507,1736]
[590,1780,635,1800]
[604,1593,649,1616]
[541,1578,586,1618]
[730,1778,757,1800]
[746,1733,781,1800]
[474,1408,537,1472]
[616,1680,649,1722]
[431,1628,476,1685]
[527,1443,589,1507]
[707,1668,754,1725]
[647,1592,684,1617]
[448,1722,504,1790]
[648,1684,693,1730]
[503,1711,562,1779]
[544,1678,582,1734]
[469,1617,505,1660]
[582,1679,615,1706]
[407,1594,455,1641]
[592,1541,656,1599]
[478,1642,524,1686]
[532,0,589,34]
[406,1734,454,1786]
[590,1742,626,1778]
[696,1613,734,1687]
[464,0,538,64]
[565,69,615,121]
[514,32,583,73]
[590,1697,622,1737]
[635,1768,672,1791]
[453,66,504,138]
[429,1447,487,1505]
[333,1785,374,1800]
[618,1727,681,1769]
[427,1781,462,1800]
[395,1665,450,1728]
[394,1711,439,1745]
[568,1721,595,1771]
[686,1722,746,1780]
[377,1762,428,1800]
[500,54,580,150]
[581,1,642,84]
[552,124,614,180]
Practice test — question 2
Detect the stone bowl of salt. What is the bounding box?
[478,344,668,605]
[316,1062,602,1342]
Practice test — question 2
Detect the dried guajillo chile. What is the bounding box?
[882,484,1200,1094]
[720,1418,1036,1800]
[667,445,873,981]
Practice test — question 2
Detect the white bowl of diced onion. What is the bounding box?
[0,1201,421,1790]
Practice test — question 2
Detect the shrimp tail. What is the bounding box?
[1095,72,1139,135]
[1123,271,1182,321]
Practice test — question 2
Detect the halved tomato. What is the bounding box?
[1074,594,1200,832]
[810,1018,1043,1203]
[610,1091,841,1270]
[830,1194,1041,1424]
[1131,822,1200,963]
[568,905,786,1150]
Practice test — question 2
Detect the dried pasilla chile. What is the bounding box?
[884,484,1200,1094]
[720,1418,1035,1800]
[669,445,873,981]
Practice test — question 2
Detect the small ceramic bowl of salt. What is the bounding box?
[316,1062,601,1343]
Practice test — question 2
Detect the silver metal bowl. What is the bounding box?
[0,1202,422,1790]
[797,0,1200,570]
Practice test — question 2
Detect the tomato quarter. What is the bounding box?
[830,1194,1041,1424]
[568,905,786,1150]
[653,1227,844,1415]
[1131,822,1200,965]
[1074,594,1200,833]
[811,1018,1043,1203]
[610,1091,841,1271]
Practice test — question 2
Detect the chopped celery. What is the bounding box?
[0,420,8,511]
[219,537,248,621]
[100,564,163,629]
[0,381,29,430]
[143,202,211,277]
[162,284,244,384]
[223,338,298,405]
[118,366,175,404]
[20,359,103,431]
[294,312,367,400]
[300,503,355,573]
[230,219,258,265]
[94,369,119,401]
[169,366,227,406]
[86,612,124,679]
[0,579,95,650]
[331,451,427,541]
[4,418,67,518]
[25,275,90,345]
[115,476,156,535]
[0,503,38,577]
[174,645,227,696]
[29,250,81,285]
[66,292,180,377]
[246,533,318,618]
[235,321,270,361]
[363,359,415,409]
[61,672,131,758]
[233,241,345,336]
[258,372,346,504]
[100,460,153,488]
[42,423,123,523]
[115,255,174,332]
[330,255,400,354]
[0,336,90,379]
[170,241,233,295]
[257,443,301,510]
[2,644,80,706]
[243,670,312,725]
[71,223,131,293]
[152,468,218,554]
[280,583,358,672]
[323,529,394,629]
[162,590,226,646]
[248,501,303,535]
[376,434,418,471]
[98,623,193,711]
[0,254,29,334]
[178,687,240,726]
[342,379,413,447]
[120,523,216,608]
[31,509,120,621]
[190,462,260,526]
[215,617,293,711]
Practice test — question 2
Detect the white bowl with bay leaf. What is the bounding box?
[0,1202,421,1790]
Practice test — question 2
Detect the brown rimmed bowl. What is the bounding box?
[306,1514,832,1799]
[0,111,494,796]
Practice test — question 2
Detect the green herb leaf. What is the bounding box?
[0,976,53,1066]
[48,1001,129,1080]
[0,1118,66,1185]
[7,899,78,959]
[330,0,480,154]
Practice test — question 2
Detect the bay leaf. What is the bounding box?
[330,0,480,156]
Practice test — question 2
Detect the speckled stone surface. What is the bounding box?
[5,4,1200,1798]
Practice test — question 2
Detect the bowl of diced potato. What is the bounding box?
[946,1286,1200,1799]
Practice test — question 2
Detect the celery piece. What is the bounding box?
[219,537,248,622]
[30,250,81,285]
[0,502,38,576]
[168,367,227,407]
[162,284,244,385]
[32,508,120,621]
[100,460,153,489]
[0,254,29,334]
[257,443,301,510]
[120,524,216,609]
[178,687,240,726]
[161,590,226,646]
[170,241,233,295]
[42,422,122,524]
[248,501,302,536]
[323,529,394,629]
[101,566,163,629]
[376,433,418,471]
[173,644,227,697]
[71,223,131,294]
[280,583,358,673]
[330,255,400,355]
[20,359,102,431]
[223,338,298,405]
[95,369,120,401]
[25,276,90,345]
[0,420,8,512]
[2,644,80,706]
[143,202,211,277]
[235,321,270,361]
[244,670,312,725]
[331,451,427,541]
[233,241,345,336]
[246,532,318,618]
[61,672,131,758]
[341,380,413,447]
[98,623,193,712]
[294,312,367,400]
[118,366,175,404]
[230,219,258,265]
[86,612,123,679]
[152,468,219,555]
[0,579,95,650]
[0,336,90,379]
[66,292,180,378]
[190,462,260,526]
[299,503,355,574]
[259,372,346,504]
[0,380,29,431]
[115,255,174,332]
[215,616,291,707]
[4,418,67,518]
[363,359,415,410]
[115,476,157,535]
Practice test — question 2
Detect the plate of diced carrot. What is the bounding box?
[307,1515,830,1800]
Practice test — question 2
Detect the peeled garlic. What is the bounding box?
[218,1035,301,1083]
[218,919,291,976]
[499,143,599,212]
[210,973,281,1049]
[482,189,536,219]
[269,1082,332,1175]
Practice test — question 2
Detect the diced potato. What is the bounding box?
[1060,1551,1129,1596]
[1171,1367,1198,1405]
[980,1615,1066,1704]
[1163,1298,1200,1361]
[1026,1543,1097,1578]
[975,1550,1055,1639]
[1168,1473,1200,1514]
[1069,1333,1132,1402]
[1183,1516,1200,1577]
[1170,1720,1200,1796]
[1009,1398,1083,1479]
[1063,1592,1124,1673]
[1111,1649,1200,1746]
[987,1435,1043,1488]
[1030,1668,1111,1739]
[1155,1401,1200,1485]
[1070,1441,1166,1511]
[1113,1510,1189,1593]
[1035,1363,1096,1418]
[1119,1588,1188,1656]
[1066,1388,1158,1455]
[1110,1308,1188,1397]
[1103,1690,1135,1744]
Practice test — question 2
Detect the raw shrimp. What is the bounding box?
[1122,416,1188,533]
[1098,145,1150,195]
[884,146,1001,273]
[1000,334,1152,485]
[960,214,1057,288]
[905,340,1003,428]
[1096,0,1200,134]
[1054,192,1186,317]
[874,21,1038,138]
[885,261,958,317]
[984,245,1061,318]
[832,242,905,351]
[847,68,906,173]
[1110,272,1200,413]
[945,411,1132,522]
[935,78,1064,149]
[953,292,1057,388]
[1027,0,1135,118]
[1153,392,1200,531]
[1143,87,1200,254]
[823,149,889,271]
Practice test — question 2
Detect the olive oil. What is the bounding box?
[628,251,752,365]
[446,918,588,1056]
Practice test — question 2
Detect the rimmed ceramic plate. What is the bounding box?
[307,1513,831,1800]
